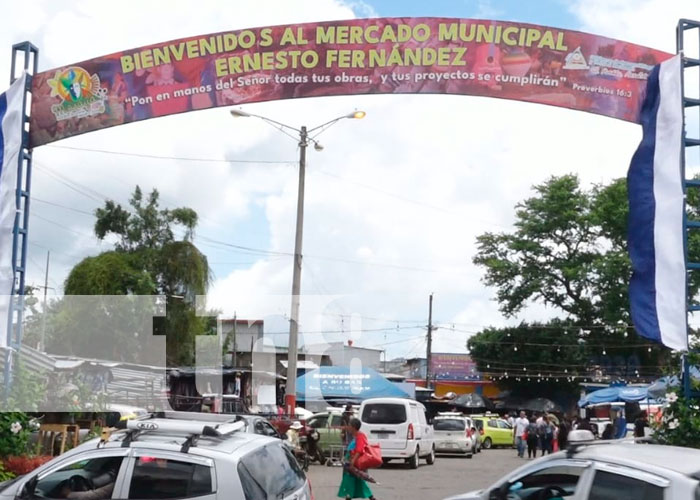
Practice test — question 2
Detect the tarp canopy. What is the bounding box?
[578,386,650,407]
[647,367,700,399]
[454,393,495,410]
[296,366,411,401]
[523,397,562,413]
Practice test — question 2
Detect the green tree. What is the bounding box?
[63,186,210,365]
[471,175,679,384]
[467,320,582,398]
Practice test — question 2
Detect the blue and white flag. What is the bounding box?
[628,55,686,351]
[0,73,27,349]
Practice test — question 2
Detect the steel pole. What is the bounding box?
[426,293,433,389]
[39,251,49,351]
[285,126,307,416]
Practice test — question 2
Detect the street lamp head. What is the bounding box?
[313,142,324,152]
[347,110,366,119]
[230,109,251,118]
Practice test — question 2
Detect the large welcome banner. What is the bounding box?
[29,18,672,146]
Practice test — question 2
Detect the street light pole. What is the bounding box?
[230,109,365,416]
[285,125,307,416]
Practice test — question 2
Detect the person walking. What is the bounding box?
[337,418,377,500]
[557,419,569,450]
[634,411,648,438]
[526,417,538,459]
[541,416,555,456]
[341,404,354,449]
[513,411,529,458]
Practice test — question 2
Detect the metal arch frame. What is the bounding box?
[678,20,700,399]
[2,42,38,398]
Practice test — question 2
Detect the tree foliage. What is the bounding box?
[467,321,582,398]
[62,186,210,365]
[469,175,686,394]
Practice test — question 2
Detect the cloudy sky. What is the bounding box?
[1,0,698,360]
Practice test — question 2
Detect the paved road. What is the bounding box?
[307,448,527,500]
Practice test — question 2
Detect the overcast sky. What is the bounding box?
[1,0,698,360]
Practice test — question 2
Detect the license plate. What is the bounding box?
[376,433,390,439]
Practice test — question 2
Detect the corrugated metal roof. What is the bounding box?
[0,345,55,381]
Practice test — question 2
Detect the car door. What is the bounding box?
[328,413,344,447]
[486,459,593,500]
[417,405,433,449]
[496,419,514,445]
[20,449,130,500]
[117,449,217,500]
[583,463,669,500]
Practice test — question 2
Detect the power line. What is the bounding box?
[33,197,94,216]
[32,212,94,239]
[44,144,296,165]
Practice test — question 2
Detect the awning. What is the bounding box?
[297,366,410,401]
[281,360,319,370]
[578,386,650,407]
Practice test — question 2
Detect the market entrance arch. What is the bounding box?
[3,17,699,400]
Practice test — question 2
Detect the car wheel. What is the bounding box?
[426,446,435,465]
[466,452,473,459]
[483,437,492,449]
[407,449,419,469]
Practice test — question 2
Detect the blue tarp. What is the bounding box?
[578,386,650,407]
[296,366,411,401]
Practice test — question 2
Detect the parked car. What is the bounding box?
[234,414,290,441]
[359,397,436,469]
[471,416,513,449]
[433,413,478,458]
[306,407,358,454]
[445,430,700,499]
[0,411,312,500]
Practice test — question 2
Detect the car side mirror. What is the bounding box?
[19,476,38,499]
[281,433,288,440]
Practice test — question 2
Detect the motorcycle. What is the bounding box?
[294,436,310,471]
[302,429,326,466]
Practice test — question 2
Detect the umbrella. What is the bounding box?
[453,393,495,410]
[523,397,562,413]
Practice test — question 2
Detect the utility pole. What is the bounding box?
[39,251,50,351]
[232,312,237,368]
[286,125,307,416]
[425,293,436,389]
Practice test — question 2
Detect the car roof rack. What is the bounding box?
[112,414,245,453]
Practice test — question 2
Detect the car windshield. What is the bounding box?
[362,404,407,424]
[434,419,465,431]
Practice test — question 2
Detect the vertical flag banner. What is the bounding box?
[628,55,686,351]
[0,73,27,349]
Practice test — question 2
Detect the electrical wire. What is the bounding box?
[44,144,296,165]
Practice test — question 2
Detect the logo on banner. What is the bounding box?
[563,47,589,70]
[47,66,107,121]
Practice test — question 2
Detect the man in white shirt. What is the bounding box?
[513,411,529,458]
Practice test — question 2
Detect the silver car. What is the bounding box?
[0,412,312,500]
[433,413,478,457]
[445,433,700,499]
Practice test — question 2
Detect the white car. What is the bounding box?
[445,431,700,500]
[433,413,478,458]
[359,397,436,469]
[0,412,312,500]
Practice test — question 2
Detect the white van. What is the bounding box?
[359,397,435,469]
